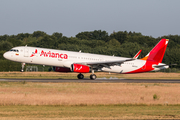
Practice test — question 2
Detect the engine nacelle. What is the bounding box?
[71,64,90,73]
[53,67,71,72]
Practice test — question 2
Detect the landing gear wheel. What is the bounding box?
[20,63,25,72]
[77,73,84,79]
[90,74,96,80]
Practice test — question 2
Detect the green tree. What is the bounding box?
[110,31,128,44]
[32,31,47,38]
[7,38,22,46]
[0,41,13,51]
[52,32,63,40]
[36,35,58,49]
[0,34,9,41]
[76,30,109,41]
[107,39,121,47]
[16,33,31,40]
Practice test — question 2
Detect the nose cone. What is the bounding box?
[3,52,7,58]
[3,52,8,59]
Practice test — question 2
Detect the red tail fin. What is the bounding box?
[141,39,169,64]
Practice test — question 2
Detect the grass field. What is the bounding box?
[0,105,180,119]
[0,82,180,105]
[0,72,180,119]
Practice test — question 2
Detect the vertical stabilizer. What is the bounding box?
[141,39,169,64]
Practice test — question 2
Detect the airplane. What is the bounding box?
[3,39,169,80]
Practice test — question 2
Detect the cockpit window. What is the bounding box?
[10,49,19,52]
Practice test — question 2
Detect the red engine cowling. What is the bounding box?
[72,64,90,73]
[53,67,71,72]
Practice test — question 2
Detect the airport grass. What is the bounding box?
[0,82,180,119]
[0,82,180,105]
[0,105,180,119]
[0,72,180,119]
[0,71,180,79]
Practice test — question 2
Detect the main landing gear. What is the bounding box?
[77,70,97,80]
[90,74,96,80]
[90,69,96,80]
[77,73,84,79]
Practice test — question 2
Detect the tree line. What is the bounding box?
[0,30,180,71]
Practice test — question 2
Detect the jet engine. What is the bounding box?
[71,64,90,73]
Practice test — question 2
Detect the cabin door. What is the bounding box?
[24,48,29,57]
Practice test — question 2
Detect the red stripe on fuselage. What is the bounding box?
[124,61,155,74]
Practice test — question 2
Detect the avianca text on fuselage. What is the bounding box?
[30,49,68,59]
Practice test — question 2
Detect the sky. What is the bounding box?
[0,0,180,38]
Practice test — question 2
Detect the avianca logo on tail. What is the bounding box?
[140,39,169,62]
[165,39,169,45]
[30,49,68,59]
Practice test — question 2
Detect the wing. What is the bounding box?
[75,58,135,70]
[74,50,141,70]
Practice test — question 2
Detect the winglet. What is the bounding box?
[133,50,142,59]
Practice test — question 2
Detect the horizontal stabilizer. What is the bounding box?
[153,64,177,68]
[153,65,169,68]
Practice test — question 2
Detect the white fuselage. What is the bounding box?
[3,46,168,73]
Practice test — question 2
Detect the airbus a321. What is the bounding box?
[3,39,169,80]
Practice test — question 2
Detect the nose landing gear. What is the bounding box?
[20,63,25,72]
